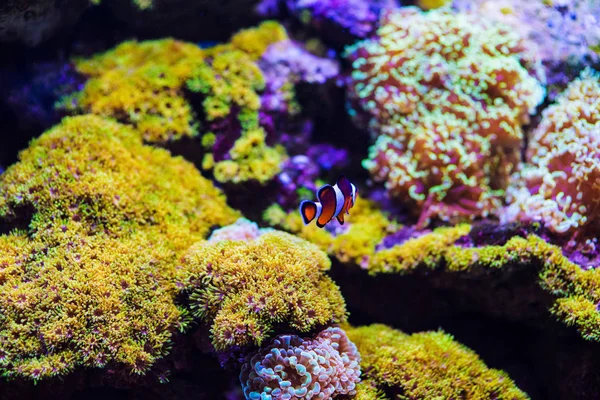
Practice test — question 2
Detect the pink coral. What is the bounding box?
[345,7,544,226]
[208,218,274,242]
[503,68,600,243]
[239,327,361,399]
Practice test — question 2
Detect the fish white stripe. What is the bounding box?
[332,184,345,219]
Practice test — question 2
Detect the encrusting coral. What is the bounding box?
[368,225,600,343]
[347,324,529,399]
[176,231,348,351]
[503,68,600,245]
[239,327,361,399]
[345,6,545,227]
[0,115,239,380]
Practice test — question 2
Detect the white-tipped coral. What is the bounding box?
[503,68,600,235]
[240,327,361,399]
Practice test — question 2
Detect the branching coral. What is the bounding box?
[176,231,347,351]
[503,69,600,241]
[263,197,399,267]
[347,324,529,399]
[239,327,361,399]
[368,225,600,343]
[0,115,239,380]
[345,7,545,226]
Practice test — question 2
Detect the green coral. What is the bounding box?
[368,226,600,343]
[0,115,238,238]
[187,22,288,184]
[62,21,289,183]
[263,198,399,266]
[0,115,239,380]
[347,324,529,399]
[176,231,348,351]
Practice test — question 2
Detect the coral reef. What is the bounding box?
[61,39,205,143]
[239,327,360,399]
[64,21,338,185]
[0,115,239,380]
[176,231,347,351]
[503,69,600,244]
[347,324,529,399]
[345,7,545,226]
[452,0,600,64]
[264,197,398,267]
[368,225,600,342]
[281,0,397,45]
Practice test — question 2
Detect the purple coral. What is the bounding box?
[259,39,339,115]
[258,0,399,44]
[452,0,600,63]
[239,327,361,399]
[274,144,349,209]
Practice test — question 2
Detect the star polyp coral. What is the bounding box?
[176,231,347,351]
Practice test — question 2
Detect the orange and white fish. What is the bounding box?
[299,176,358,228]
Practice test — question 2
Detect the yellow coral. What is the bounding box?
[67,39,205,143]
[176,231,347,350]
[368,225,600,343]
[264,198,398,266]
[63,22,290,183]
[369,224,471,274]
[0,115,239,238]
[417,0,452,10]
[0,115,240,380]
[206,20,288,61]
[347,324,529,399]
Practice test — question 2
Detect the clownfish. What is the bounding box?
[299,176,358,228]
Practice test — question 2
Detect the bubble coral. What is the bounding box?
[503,68,600,239]
[176,231,347,351]
[0,115,239,381]
[239,327,361,399]
[344,7,545,226]
[347,324,528,399]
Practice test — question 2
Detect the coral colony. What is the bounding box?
[1,1,600,399]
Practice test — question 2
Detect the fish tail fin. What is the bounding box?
[299,200,320,225]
